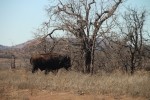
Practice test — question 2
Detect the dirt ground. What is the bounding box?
[6,89,147,100]
[31,92,148,100]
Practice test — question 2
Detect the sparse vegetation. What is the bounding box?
[0,67,149,99]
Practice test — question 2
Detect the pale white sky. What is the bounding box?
[0,0,150,46]
[0,0,49,46]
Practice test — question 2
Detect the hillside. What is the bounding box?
[0,45,10,50]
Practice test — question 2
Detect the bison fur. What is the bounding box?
[30,53,71,74]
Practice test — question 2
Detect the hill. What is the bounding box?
[0,45,10,50]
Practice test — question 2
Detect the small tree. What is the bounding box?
[119,8,146,74]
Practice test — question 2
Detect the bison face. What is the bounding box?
[63,56,71,70]
[59,55,71,70]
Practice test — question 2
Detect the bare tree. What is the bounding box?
[119,8,146,74]
[40,0,123,74]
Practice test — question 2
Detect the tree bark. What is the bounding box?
[83,49,91,73]
[130,52,135,75]
[81,38,92,73]
[90,38,96,75]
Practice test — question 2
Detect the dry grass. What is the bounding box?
[0,68,150,99]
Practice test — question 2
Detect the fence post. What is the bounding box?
[11,54,16,69]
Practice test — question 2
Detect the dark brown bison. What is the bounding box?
[30,53,71,74]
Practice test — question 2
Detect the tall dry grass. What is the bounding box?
[0,68,150,99]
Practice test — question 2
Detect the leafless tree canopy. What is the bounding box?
[118,8,147,74]
[43,0,122,74]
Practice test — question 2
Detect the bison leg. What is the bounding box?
[52,70,58,75]
[32,67,38,73]
[65,67,71,71]
[44,69,50,75]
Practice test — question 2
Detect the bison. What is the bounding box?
[30,53,71,74]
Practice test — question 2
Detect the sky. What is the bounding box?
[0,0,150,46]
[0,0,49,46]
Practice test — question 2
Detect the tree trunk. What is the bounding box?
[83,49,91,73]
[81,38,92,74]
[90,38,96,75]
[130,52,135,75]
[82,38,95,74]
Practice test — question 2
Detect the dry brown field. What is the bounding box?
[0,58,150,100]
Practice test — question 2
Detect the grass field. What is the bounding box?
[0,67,150,100]
[0,58,150,100]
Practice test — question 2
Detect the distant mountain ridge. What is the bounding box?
[0,39,42,50]
[0,37,107,51]
[0,45,10,50]
[12,39,41,49]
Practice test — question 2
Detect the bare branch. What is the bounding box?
[43,28,63,40]
[56,4,83,20]
[93,0,122,37]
